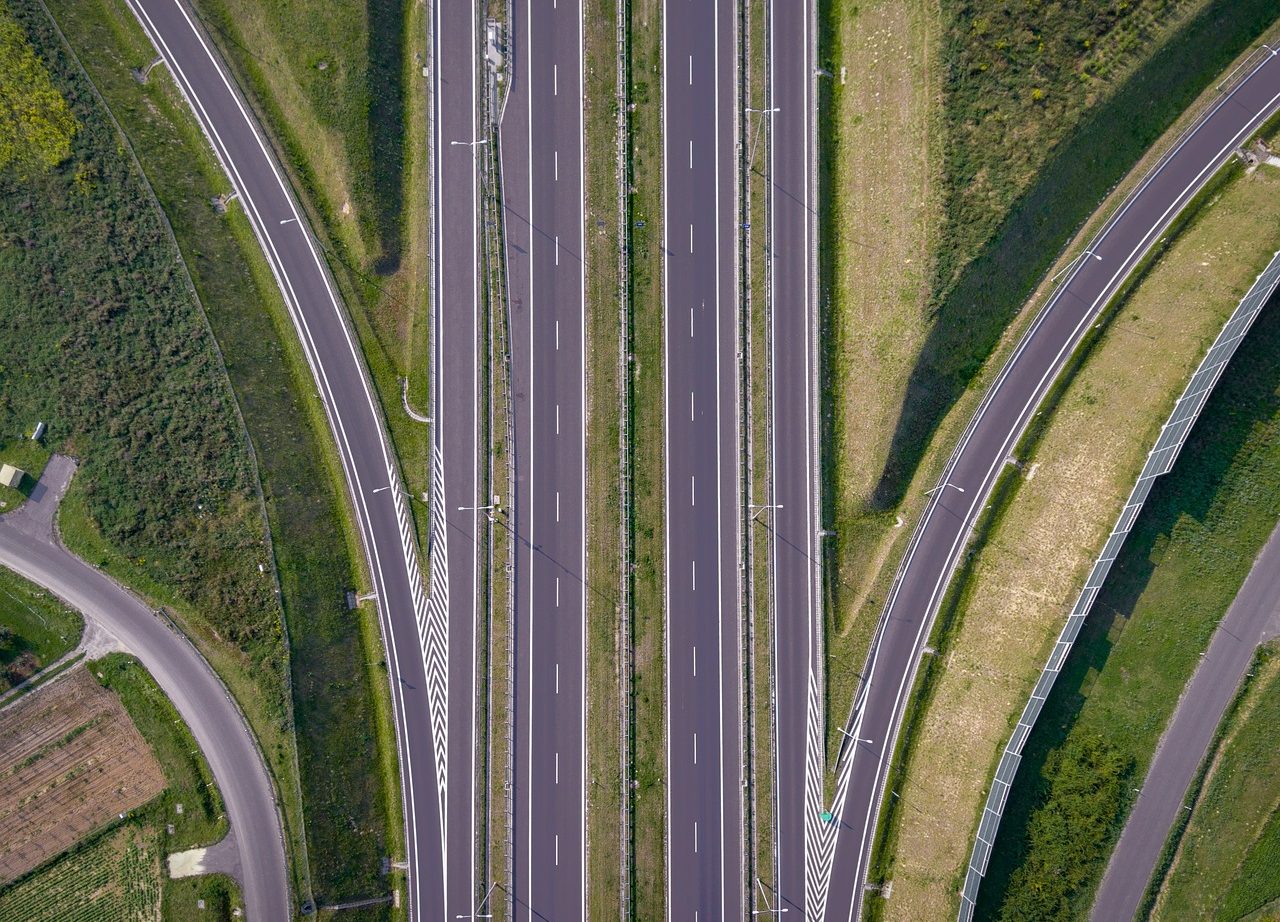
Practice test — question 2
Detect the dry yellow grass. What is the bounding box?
[877,156,1280,921]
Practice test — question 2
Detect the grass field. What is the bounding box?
[867,122,1280,918]
[163,873,242,922]
[972,194,1280,919]
[0,824,161,922]
[818,0,1280,768]
[0,565,82,689]
[1150,644,1280,920]
[189,0,433,555]
[627,0,667,912]
[39,0,403,908]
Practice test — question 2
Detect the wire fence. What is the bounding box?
[957,246,1280,921]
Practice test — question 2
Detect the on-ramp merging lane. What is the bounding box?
[431,0,485,916]
[765,0,823,917]
[126,0,450,916]
[500,0,589,917]
[663,0,745,917]
[821,46,1280,922]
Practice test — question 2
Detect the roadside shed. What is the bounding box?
[0,464,24,489]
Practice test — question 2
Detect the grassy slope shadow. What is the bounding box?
[368,0,405,276]
[972,286,1280,920]
[870,0,1279,511]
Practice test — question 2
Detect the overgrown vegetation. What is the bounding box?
[0,0,74,176]
[163,873,241,922]
[871,0,1280,510]
[42,0,402,908]
[0,564,82,688]
[1150,645,1280,921]
[978,277,1280,919]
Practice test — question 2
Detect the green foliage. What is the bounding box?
[998,732,1132,921]
[163,873,240,922]
[93,654,227,849]
[1220,809,1280,920]
[871,0,1278,508]
[0,0,75,177]
[0,0,285,691]
[0,564,82,688]
[980,278,1280,917]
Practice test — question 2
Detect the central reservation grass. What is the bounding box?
[1149,643,1280,920]
[819,0,1280,772]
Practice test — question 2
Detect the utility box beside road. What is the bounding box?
[0,464,24,490]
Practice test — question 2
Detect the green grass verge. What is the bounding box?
[39,0,404,909]
[1147,644,1280,920]
[0,564,83,687]
[870,0,1280,511]
[164,873,242,922]
[0,438,49,511]
[976,268,1280,920]
[584,0,625,917]
[626,0,666,913]
[93,654,228,850]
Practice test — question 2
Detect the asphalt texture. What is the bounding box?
[1091,519,1280,921]
[500,1,589,917]
[822,49,1280,922]
[0,456,289,920]
[662,1,745,917]
[767,0,822,916]
[124,1,447,917]
[432,0,484,916]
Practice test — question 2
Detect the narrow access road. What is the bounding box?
[663,0,745,917]
[1092,518,1280,920]
[0,456,289,920]
[500,0,589,917]
[820,48,1280,922]
[766,0,823,916]
[124,1,446,916]
[431,0,485,916]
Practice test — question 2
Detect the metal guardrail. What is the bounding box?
[957,247,1280,921]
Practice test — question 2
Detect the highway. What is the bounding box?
[124,0,448,917]
[1092,519,1280,920]
[765,0,823,917]
[431,0,484,917]
[499,0,589,917]
[819,46,1280,922]
[662,0,745,917]
[0,456,289,921]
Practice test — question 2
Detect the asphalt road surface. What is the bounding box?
[821,47,1280,922]
[500,1,589,917]
[0,457,289,920]
[125,1,447,916]
[1092,519,1280,920]
[766,0,823,916]
[663,0,745,917]
[431,1,484,916]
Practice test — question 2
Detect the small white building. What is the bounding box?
[0,464,24,489]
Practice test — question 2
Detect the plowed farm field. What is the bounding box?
[0,666,165,884]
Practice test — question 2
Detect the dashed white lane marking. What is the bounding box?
[690,306,694,338]
[694,821,699,853]
[690,223,694,253]
[556,577,561,608]
[693,732,698,765]
[691,559,696,592]
[693,646,697,677]
[689,138,693,169]
[556,404,560,434]
[691,474,696,506]
[553,64,558,95]
[555,235,560,266]
[555,834,560,866]
[554,149,559,181]
[688,54,692,85]
[556,752,560,784]
[556,490,561,522]
[556,662,560,693]
[556,319,560,350]
[690,391,695,421]
[279,217,296,225]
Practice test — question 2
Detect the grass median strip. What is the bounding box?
[866,124,1280,919]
